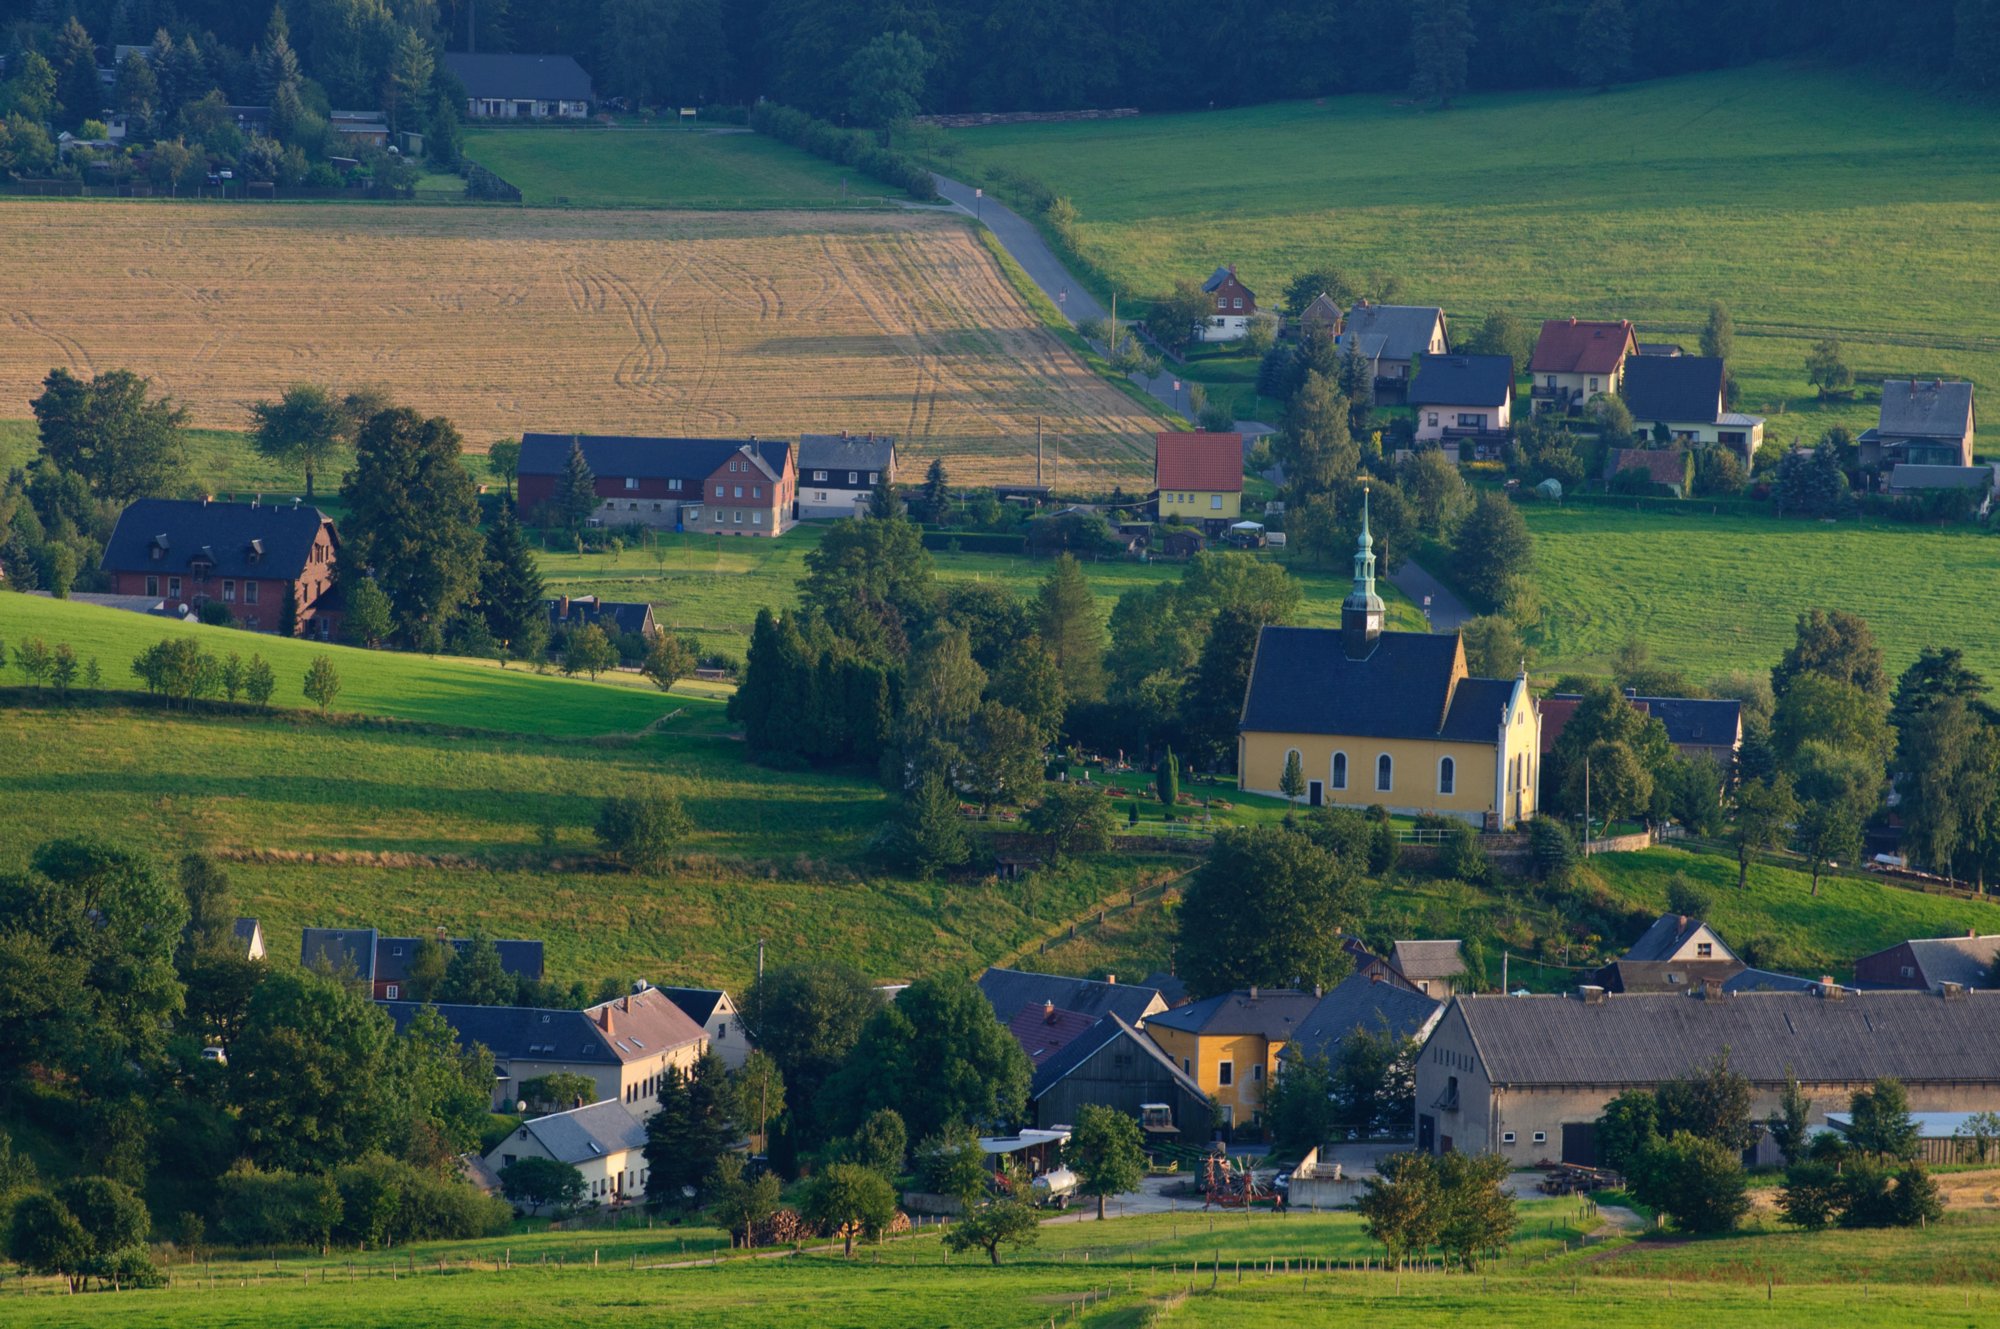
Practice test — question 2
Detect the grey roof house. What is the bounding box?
[1862,379,1977,469]
[977,968,1168,1027]
[1619,353,1764,458]
[657,986,752,1068]
[1390,941,1468,998]
[1336,303,1450,398]
[480,1099,650,1210]
[1025,1013,1211,1135]
[547,594,658,640]
[1854,933,2000,991]
[797,433,897,519]
[442,53,594,119]
[1278,971,1443,1065]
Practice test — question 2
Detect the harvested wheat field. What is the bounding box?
[0,202,1160,484]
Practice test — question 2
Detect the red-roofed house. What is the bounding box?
[1604,447,1693,495]
[1008,1001,1100,1072]
[1155,431,1244,527]
[1530,318,1637,414]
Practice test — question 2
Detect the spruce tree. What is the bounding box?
[645,1051,741,1204]
[1156,746,1180,808]
[921,458,949,523]
[555,439,599,533]
[901,772,970,876]
[1035,554,1106,703]
[480,504,546,655]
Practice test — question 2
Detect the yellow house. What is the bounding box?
[1144,988,1320,1136]
[1236,496,1541,827]
[1155,431,1244,524]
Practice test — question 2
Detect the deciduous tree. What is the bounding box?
[31,369,188,502]
[1177,825,1363,997]
[250,385,350,497]
[341,409,484,640]
[1066,1106,1144,1220]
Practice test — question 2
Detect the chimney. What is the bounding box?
[1818,978,1845,1000]
[598,1006,614,1033]
[1940,982,1967,1000]
[1105,974,1116,985]
[1042,999,1055,1023]
[558,594,570,619]
[1248,985,1260,1001]
[620,995,631,1013]
[1579,985,1607,1004]
[203,494,212,505]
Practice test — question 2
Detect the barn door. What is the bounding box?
[1561,1122,1597,1166]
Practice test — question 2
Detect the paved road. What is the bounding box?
[1382,559,1472,632]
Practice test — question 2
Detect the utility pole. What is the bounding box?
[755,937,768,1156]
[1583,756,1592,857]
[1036,416,1043,487]
[1502,950,1508,994]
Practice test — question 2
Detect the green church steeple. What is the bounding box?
[1342,487,1386,659]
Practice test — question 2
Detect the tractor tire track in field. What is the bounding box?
[11,311,93,374]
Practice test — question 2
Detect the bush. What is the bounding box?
[748,103,935,200]
[1664,872,1716,920]
[198,600,235,626]
[596,787,693,872]
[1438,823,1492,885]
[1528,818,1577,881]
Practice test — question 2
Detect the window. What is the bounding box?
[1217,1061,1233,1086]
[1458,414,1484,429]
[848,471,859,485]
[1331,752,1347,790]
[1419,981,1431,994]
[1696,942,1713,958]
[1232,297,1243,309]
[1532,1131,1547,1144]
[1501,1131,1516,1145]
[244,581,258,604]
[816,491,827,502]
[733,486,743,499]
[1251,1064,1263,1082]
[145,575,159,597]
[752,512,762,526]
[669,478,684,491]
[624,477,639,490]
[1183,1057,1191,1074]
[1210,494,1222,510]
[1588,377,1600,392]
[653,503,662,512]
[733,511,742,524]
[712,510,722,523]
[629,502,638,511]
[1427,413,1439,427]
[169,577,182,599]
[752,486,761,499]
[1376,753,1393,792]
[715,484,725,498]
[813,470,827,482]
[1545,375,1556,388]
[1901,965,1915,978]
[385,984,399,999]
[1438,756,1455,796]
[717,1022,727,1041]
[868,472,879,484]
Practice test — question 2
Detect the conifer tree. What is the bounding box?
[1035,554,1106,703]
[479,504,546,655]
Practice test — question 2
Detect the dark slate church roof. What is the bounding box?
[1239,628,1517,745]
[1454,990,2000,1087]
[101,498,332,581]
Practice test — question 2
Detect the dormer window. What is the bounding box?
[246,538,264,564]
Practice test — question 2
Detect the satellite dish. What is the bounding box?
[517,1100,528,1113]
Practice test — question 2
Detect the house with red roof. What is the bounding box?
[1529,318,1637,414]
[1154,431,1244,529]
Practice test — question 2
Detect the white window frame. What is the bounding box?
[1502,1131,1517,1145]
[623,476,639,491]
[1532,1132,1547,1145]
[1376,753,1393,792]
[1210,494,1223,510]
[813,470,827,482]
[848,471,859,484]
[385,984,399,999]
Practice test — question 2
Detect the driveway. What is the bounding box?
[1383,559,1472,632]
[1040,1174,1211,1224]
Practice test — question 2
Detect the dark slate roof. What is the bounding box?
[518,433,791,482]
[382,1000,622,1064]
[373,937,545,985]
[1902,936,2000,989]
[441,53,595,102]
[1281,972,1442,1063]
[1142,971,1190,1007]
[1030,1013,1208,1102]
[547,596,654,638]
[100,498,332,581]
[301,927,376,980]
[1592,958,1747,993]
[1455,989,2000,1087]
[1879,379,1975,440]
[516,1100,648,1165]
[233,918,260,945]
[1391,941,1466,980]
[1408,354,1513,408]
[1622,354,1725,425]
[1202,266,1253,298]
[1623,914,1735,963]
[1241,627,1517,745]
[1144,989,1319,1041]
[1338,304,1446,362]
[1889,464,1995,491]
[797,433,896,474]
[1546,693,1740,752]
[658,987,729,1026]
[978,969,1166,1026]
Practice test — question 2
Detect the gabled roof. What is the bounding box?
[797,433,896,473]
[1593,958,1747,993]
[1297,292,1343,325]
[1543,693,1740,754]
[1144,988,1319,1041]
[1280,972,1442,1063]
[657,987,732,1026]
[301,927,377,981]
[1530,319,1636,375]
[1623,914,1738,964]
[1901,935,2000,989]
[233,918,261,944]
[1030,1013,1208,1102]
[1155,432,1244,494]
[1622,354,1725,425]
[101,498,333,582]
[1141,971,1190,1007]
[372,936,545,985]
[1391,940,1466,980]
[547,595,655,638]
[1453,989,2000,1087]
[380,986,705,1066]
[1240,627,1517,746]
[1338,304,1447,362]
[978,968,1166,1027]
[1878,379,1975,440]
[1408,354,1514,408]
[1202,266,1252,297]
[441,52,595,102]
[1605,447,1689,489]
[518,434,792,484]
[1008,1003,1100,1069]
[514,1099,648,1166]
[1889,464,1996,491]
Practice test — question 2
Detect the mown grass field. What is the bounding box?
[3,1203,1994,1327]
[0,202,1159,486]
[462,127,870,209]
[937,64,2000,445]
[1522,504,2000,681]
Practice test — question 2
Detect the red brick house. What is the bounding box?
[1200,266,1257,342]
[517,434,797,536]
[100,497,340,637]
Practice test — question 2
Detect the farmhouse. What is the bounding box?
[977,967,1168,1027]
[1276,970,1443,1069]
[1026,1013,1210,1136]
[796,433,896,519]
[100,497,339,637]
[1407,353,1513,454]
[1389,941,1467,1000]
[517,433,797,536]
[1154,431,1244,527]
[1619,353,1764,457]
[1541,691,1743,767]
[380,985,706,1116]
[299,927,545,1001]
[1529,318,1636,413]
[1589,913,1824,994]
[441,52,595,119]
[1861,379,1976,469]
[483,1100,649,1210]
[547,594,659,640]
[1145,988,1319,1136]
[1200,266,1257,342]
[657,986,752,1069]
[1295,291,1343,339]
[1854,932,2000,990]
[1236,499,1541,827]
[1335,303,1450,401]
[1413,987,2000,1166]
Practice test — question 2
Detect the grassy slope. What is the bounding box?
[461,127,866,208]
[1522,504,2000,680]
[937,64,2000,445]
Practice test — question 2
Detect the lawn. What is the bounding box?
[1522,504,2000,682]
[935,63,2000,444]
[461,127,875,209]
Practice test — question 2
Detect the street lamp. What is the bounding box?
[974,186,983,221]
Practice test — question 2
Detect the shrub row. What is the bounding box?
[919,531,1026,554]
[748,104,936,201]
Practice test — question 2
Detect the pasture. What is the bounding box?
[0,203,1159,486]
[1522,504,2000,682]
[461,126,867,209]
[937,64,2000,444]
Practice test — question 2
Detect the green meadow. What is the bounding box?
[936,64,2000,444]
[461,127,873,209]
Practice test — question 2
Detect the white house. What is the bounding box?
[796,434,897,520]
[483,1100,649,1210]
[658,987,753,1070]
